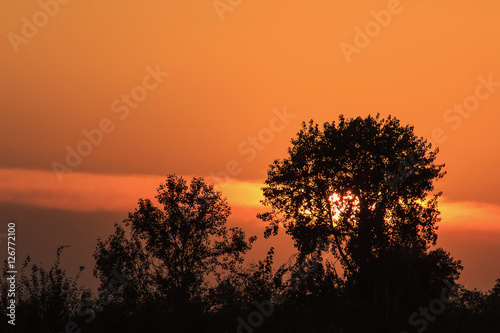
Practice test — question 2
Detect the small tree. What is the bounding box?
[93,175,256,331]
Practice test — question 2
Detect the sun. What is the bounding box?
[329,191,360,226]
[298,190,362,227]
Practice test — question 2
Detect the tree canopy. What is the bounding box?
[259,115,448,272]
[258,114,463,330]
[93,174,256,331]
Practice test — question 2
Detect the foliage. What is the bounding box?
[92,174,256,331]
[5,116,498,332]
[0,246,90,332]
[258,115,463,331]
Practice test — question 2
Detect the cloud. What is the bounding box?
[0,168,264,213]
[1,168,498,232]
[439,198,500,232]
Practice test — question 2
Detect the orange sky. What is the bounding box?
[1,0,500,291]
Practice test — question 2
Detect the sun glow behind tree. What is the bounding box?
[329,191,360,227]
[298,190,362,227]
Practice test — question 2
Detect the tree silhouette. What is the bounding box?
[485,278,500,330]
[258,115,462,331]
[2,119,498,332]
[93,174,256,332]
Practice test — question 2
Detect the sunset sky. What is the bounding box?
[1,0,500,292]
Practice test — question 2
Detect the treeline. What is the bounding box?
[1,115,499,332]
[0,236,499,332]
[1,174,498,332]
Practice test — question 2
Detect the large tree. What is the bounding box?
[258,115,462,330]
[93,175,255,332]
